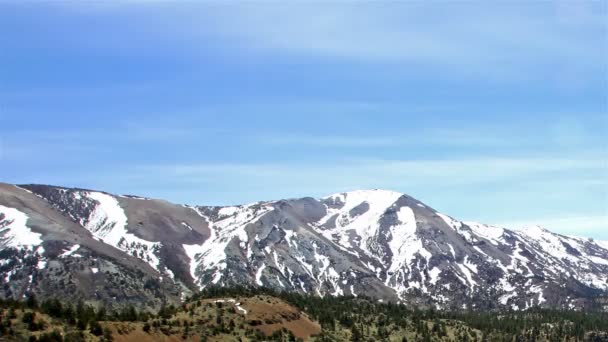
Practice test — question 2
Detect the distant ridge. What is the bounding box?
[1,182,607,312]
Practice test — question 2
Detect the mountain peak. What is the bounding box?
[323,188,404,201]
[2,182,608,312]
[515,225,550,236]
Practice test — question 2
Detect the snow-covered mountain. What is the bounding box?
[1,183,607,312]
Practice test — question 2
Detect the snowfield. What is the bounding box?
[77,191,162,272]
[0,205,43,249]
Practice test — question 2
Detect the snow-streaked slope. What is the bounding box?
[184,203,273,289]
[315,189,403,257]
[517,226,581,263]
[462,221,506,245]
[387,206,421,274]
[59,244,81,258]
[439,213,507,246]
[512,226,608,290]
[3,183,607,311]
[313,190,447,297]
[84,192,129,246]
[384,206,436,295]
[0,205,43,249]
[436,213,462,230]
[414,210,608,305]
[312,190,608,305]
[76,191,161,271]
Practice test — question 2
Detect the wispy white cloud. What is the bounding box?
[253,111,607,149]
[130,155,606,192]
[44,1,607,82]
[3,113,605,170]
[0,81,161,100]
[252,129,555,149]
[187,2,606,80]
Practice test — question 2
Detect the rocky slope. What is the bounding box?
[0,183,607,311]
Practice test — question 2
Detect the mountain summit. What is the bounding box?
[1,183,607,312]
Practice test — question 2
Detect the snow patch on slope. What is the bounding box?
[499,292,517,305]
[437,213,462,230]
[457,256,478,287]
[0,205,43,249]
[256,264,266,286]
[596,240,608,251]
[85,192,129,246]
[387,206,427,273]
[530,285,546,304]
[59,244,80,258]
[79,192,161,271]
[428,267,441,285]
[463,221,506,245]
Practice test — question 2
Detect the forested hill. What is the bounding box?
[2,286,608,341]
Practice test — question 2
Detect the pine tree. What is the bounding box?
[351,325,362,342]
[25,294,38,309]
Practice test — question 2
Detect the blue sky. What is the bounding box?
[1,1,607,239]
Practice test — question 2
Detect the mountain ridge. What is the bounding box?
[1,182,607,313]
